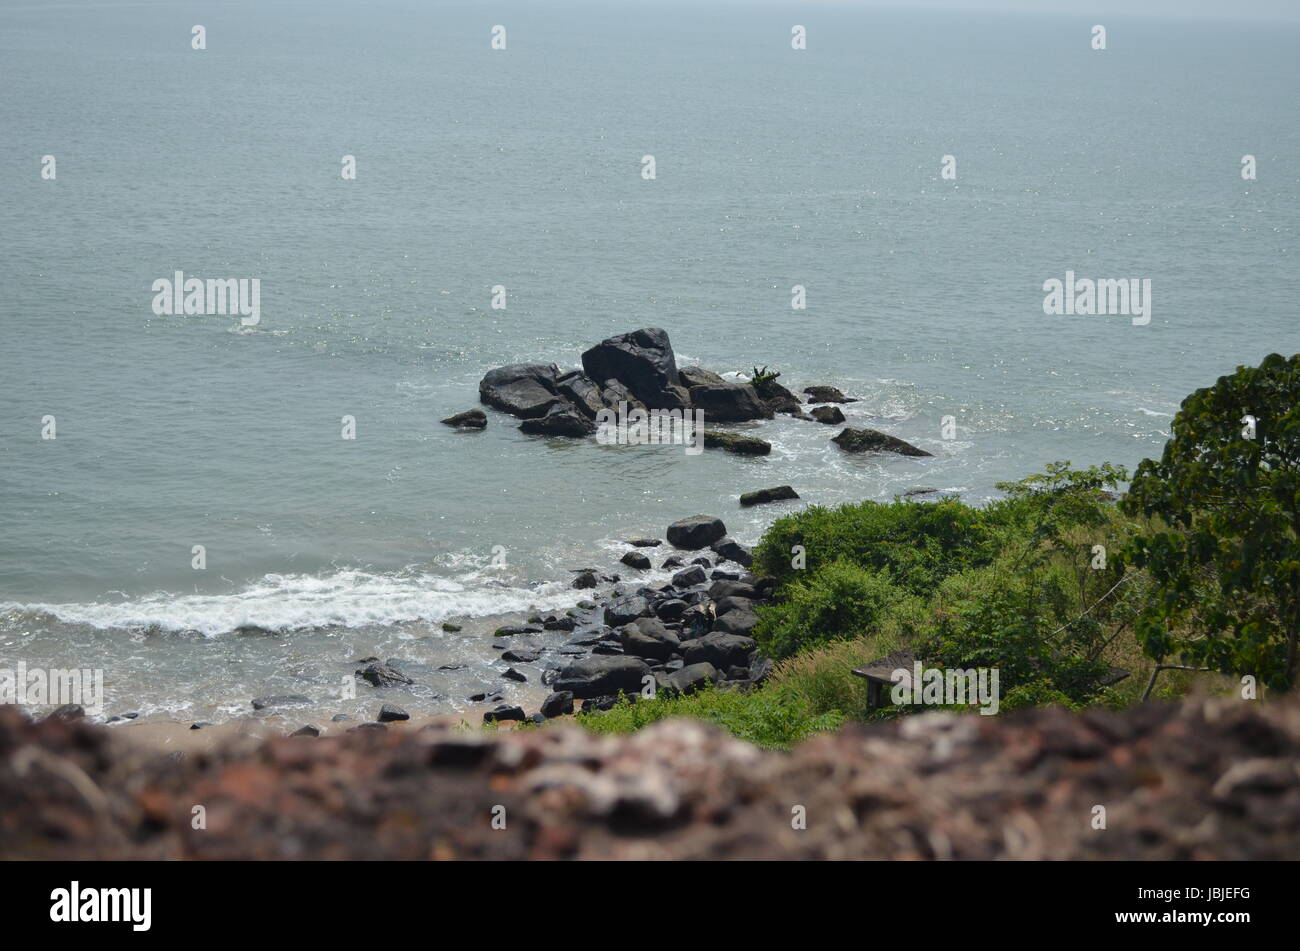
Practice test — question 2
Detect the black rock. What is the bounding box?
[553,655,653,699]
[540,691,575,718]
[190,722,213,730]
[599,379,645,411]
[555,370,606,418]
[581,328,684,409]
[377,704,409,723]
[483,705,527,724]
[330,713,353,722]
[440,409,488,429]
[677,366,726,389]
[654,598,688,621]
[709,579,760,601]
[479,363,563,418]
[710,537,753,568]
[683,632,759,669]
[46,704,85,721]
[519,402,597,437]
[290,724,321,737]
[626,538,662,548]
[903,487,940,498]
[495,625,543,636]
[702,430,771,456]
[528,713,547,725]
[355,662,414,688]
[619,618,682,661]
[251,695,311,710]
[712,609,761,636]
[688,383,773,422]
[604,596,650,626]
[671,565,708,588]
[803,386,859,404]
[715,595,755,617]
[758,380,804,415]
[620,550,652,570]
[572,570,599,590]
[810,405,846,425]
[660,555,685,569]
[661,662,720,696]
[542,615,578,631]
[832,427,932,457]
[667,515,728,550]
[739,485,800,507]
[501,649,541,663]
[502,667,528,683]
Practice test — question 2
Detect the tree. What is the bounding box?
[1122,353,1300,691]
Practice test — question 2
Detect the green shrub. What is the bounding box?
[571,686,843,750]
[754,560,918,660]
[751,497,995,598]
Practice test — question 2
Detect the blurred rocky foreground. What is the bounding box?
[1,698,1298,860]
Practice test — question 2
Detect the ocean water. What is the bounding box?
[1,0,1297,721]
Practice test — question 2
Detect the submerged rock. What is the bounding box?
[810,405,845,425]
[832,427,932,457]
[440,409,488,429]
[702,430,771,456]
[803,385,858,404]
[251,695,312,710]
[740,485,799,507]
[519,403,597,437]
[620,550,652,571]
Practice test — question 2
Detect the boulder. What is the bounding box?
[626,538,662,548]
[572,570,599,589]
[715,595,755,617]
[667,515,728,550]
[519,402,597,437]
[740,485,799,507]
[810,405,846,425]
[599,379,645,411]
[688,383,772,422]
[483,705,527,724]
[712,609,760,636]
[756,380,803,415]
[661,662,720,697]
[710,537,753,568]
[581,328,684,409]
[619,618,682,661]
[501,649,541,663]
[677,366,727,389]
[377,704,409,723]
[604,595,650,626]
[654,598,688,621]
[440,409,487,429]
[540,691,575,718]
[683,633,758,669]
[832,427,932,457]
[479,363,563,418]
[620,550,652,571]
[502,667,528,683]
[553,655,653,699]
[804,386,858,404]
[671,565,709,588]
[555,370,606,418]
[702,430,771,456]
[356,662,414,688]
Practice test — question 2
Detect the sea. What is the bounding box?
[1,0,1297,722]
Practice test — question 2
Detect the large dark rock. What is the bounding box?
[619,618,681,661]
[740,485,799,507]
[712,609,760,636]
[667,515,728,550]
[757,380,803,415]
[519,402,597,437]
[810,405,846,425]
[604,596,650,626]
[540,691,575,718]
[553,655,653,699]
[804,386,859,404]
[440,409,487,429]
[710,537,753,568]
[620,550,652,571]
[581,328,684,409]
[702,430,771,456]
[555,371,606,418]
[479,364,563,418]
[832,427,932,457]
[661,662,720,697]
[688,383,772,422]
[677,366,727,389]
[715,595,755,617]
[683,633,758,669]
[377,704,409,723]
[483,705,526,724]
[599,379,645,411]
[671,565,708,588]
